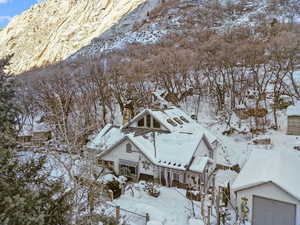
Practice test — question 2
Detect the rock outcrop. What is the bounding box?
[0,0,146,74]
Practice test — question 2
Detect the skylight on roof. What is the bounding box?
[167,118,177,127]
[173,117,183,125]
[180,116,190,123]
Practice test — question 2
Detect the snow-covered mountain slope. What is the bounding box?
[71,0,300,59]
[3,0,299,75]
[0,0,149,74]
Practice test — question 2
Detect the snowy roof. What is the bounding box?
[287,102,300,116]
[294,70,300,85]
[88,106,217,172]
[93,127,207,171]
[123,106,218,144]
[232,149,300,201]
[87,124,122,150]
[215,169,238,188]
[147,221,163,225]
[127,130,205,171]
[19,116,51,136]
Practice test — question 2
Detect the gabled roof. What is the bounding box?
[122,106,218,144]
[87,106,218,172]
[232,149,300,202]
[88,128,213,172]
[287,101,300,116]
[87,124,122,150]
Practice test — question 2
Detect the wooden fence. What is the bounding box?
[105,202,150,225]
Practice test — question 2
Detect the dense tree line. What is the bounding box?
[1,55,121,225]
[19,21,300,141]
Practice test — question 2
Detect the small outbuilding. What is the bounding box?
[232,150,300,225]
[287,102,300,135]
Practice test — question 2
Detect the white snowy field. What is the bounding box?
[182,97,300,167]
[113,183,204,225]
[17,95,300,225]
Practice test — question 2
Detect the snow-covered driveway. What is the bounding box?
[114,185,198,225]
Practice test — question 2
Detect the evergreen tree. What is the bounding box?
[0,55,18,146]
[0,56,73,225]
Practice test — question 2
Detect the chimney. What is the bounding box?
[123,99,135,125]
[123,106,132,125]
[191,115,197,120]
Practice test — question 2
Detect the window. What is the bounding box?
[173,117,183,125]
[103,160,114,169]
[97,158,104,165]
[191,176,196,184]
[119,160,138,178]
[173,173,180,182]
[167,118,177,127]
[153,118,161,128]
[126,143,132,153]
[138,118,145,127]
[180,116,190,123]
[120,165,136,177]
[146,114,151,127]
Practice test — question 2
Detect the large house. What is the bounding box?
[88,105,219,189]
[233,149,300,225]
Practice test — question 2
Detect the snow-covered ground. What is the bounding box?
[183,97,300,168]
[18,94,300,225]
[113,183,203,225]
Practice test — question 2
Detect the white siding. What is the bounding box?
[139,154,154,176]
[193,137,216,166]
[101,139,153,176]
[194,139,210,158]
[236,182,300,225]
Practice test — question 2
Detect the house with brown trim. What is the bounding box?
[87,105,219,190]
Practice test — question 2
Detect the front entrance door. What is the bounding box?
[167,170,171,187]
[119,159,138,181]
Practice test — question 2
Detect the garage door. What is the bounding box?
[253,196,296,225]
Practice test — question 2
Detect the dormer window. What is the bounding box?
[137,114,162,129]
[126,143,132,153]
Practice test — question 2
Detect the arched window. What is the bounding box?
[126,143,132,153]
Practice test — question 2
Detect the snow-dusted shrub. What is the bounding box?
[106,179,122,199]
[143,182,160,198]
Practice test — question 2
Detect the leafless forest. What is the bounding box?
[16,0,300,147]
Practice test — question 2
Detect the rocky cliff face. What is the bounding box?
[0,0,147,74]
